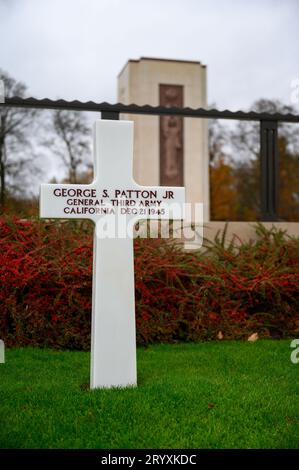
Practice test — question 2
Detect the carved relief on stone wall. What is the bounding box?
[160,85,183,186]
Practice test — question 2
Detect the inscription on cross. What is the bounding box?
[40,120,185,389]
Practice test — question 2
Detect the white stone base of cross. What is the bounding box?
[40,120,185,389]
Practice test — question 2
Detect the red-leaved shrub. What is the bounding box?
[0,217,298,349]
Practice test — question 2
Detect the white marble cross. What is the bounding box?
[40,120,185,389]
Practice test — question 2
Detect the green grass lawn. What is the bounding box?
[0,341,298,449]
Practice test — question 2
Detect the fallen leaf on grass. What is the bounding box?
[248,333,259,342]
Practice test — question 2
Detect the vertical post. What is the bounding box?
[90,231,136,389]
[0,339,4,363]
[101,111,120,120]
[260,120,279,221]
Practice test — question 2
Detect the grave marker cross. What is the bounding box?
[40,120,185,389]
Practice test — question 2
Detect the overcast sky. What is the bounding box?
[1,0,298,111]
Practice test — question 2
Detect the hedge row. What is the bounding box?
[0,217,298,349]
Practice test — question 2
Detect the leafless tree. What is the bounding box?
[231,99,299,161]
[0,69,38,209]
[209,119,232,164]
[48,110,91,184]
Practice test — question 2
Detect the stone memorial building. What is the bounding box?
[118,57,209,222]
